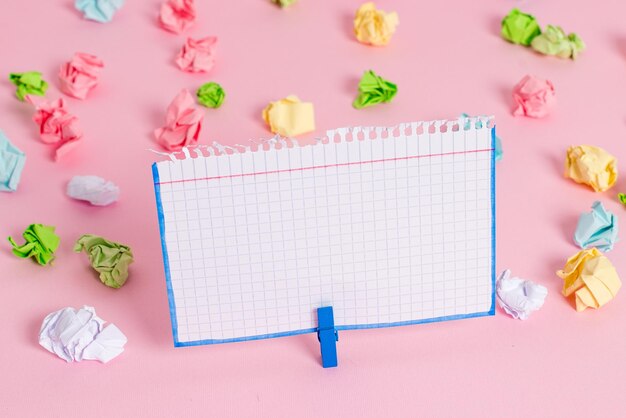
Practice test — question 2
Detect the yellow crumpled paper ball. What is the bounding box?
[353,2,399,46]
[557,248,621,312]
[565,145,617,192]
[262,95,315,137]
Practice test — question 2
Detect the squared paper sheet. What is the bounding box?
[152,118,496,346]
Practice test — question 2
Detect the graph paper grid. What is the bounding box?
[153,119,496,346]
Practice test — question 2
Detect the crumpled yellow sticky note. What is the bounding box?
[272,0,297,7]
[353,2,398,46]
[565,145,617,192]
[557,248,621,312]
[262,95,315,137]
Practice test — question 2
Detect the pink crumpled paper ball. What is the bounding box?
[59,52,104,100]
[26,96,83,161]
[154,89,204,151]
[159,0,196,34]
[512,75,556,118]
[175,37,217,73]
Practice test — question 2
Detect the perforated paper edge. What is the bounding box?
[150,116,495,163]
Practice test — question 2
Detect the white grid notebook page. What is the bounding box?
[153,118,496,346]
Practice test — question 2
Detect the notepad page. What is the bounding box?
[153,118,495,346]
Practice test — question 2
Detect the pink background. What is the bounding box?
[2,0,626,416]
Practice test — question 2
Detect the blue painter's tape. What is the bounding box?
[176,328,317,347]
[489,126,497,315]
[172,310,494,347]
[152,163,180,346]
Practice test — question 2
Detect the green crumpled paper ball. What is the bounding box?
[353,70,397,109]
[9,72,49,101]
[531,25,585,60]
[74,234,134,289]
[196,82,225,108]
[501,8,541,46]
[8,224,60,266]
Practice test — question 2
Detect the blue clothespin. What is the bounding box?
[317,306,338,368]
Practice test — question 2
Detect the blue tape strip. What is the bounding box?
[489,126,497,315]
[152,163,180,346]
[173,310,493,347]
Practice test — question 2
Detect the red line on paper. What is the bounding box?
[155,148,494,185]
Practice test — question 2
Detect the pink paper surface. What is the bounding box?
[59,52,104,100]
[153,88,203,150]
[175,36,217,73]
[159,0,196,34]
[1,0,626,416]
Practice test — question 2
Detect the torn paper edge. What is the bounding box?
[148,116,496,162]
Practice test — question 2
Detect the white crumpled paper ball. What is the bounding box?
[496,270,548,320]
[66,175,119,206]
[39,305,127,363]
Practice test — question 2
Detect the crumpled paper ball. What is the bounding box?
[59,53,104,99]
[74,234,134,289]
[574,201,618,252]
[154,89,204,151]
[496,269,548,320]
[0,130,26,193]
[175,37,217,73]
[196,82,225,108]
[557,248,621,312]
[39,305,127,363]
[531,25,585,60]
[262,95,315,137]
[8,224,60,266]
[272,0,297,7]
[9,72,48,101]
[67,175,119,206]
[353,70,397,109]
[353,2,399,46]
[26,96,83,161]
[501,8,541,46]
[75,0,124,23]
[512,75,556,118]
[565,145,617,192]
[159,0,196,34]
